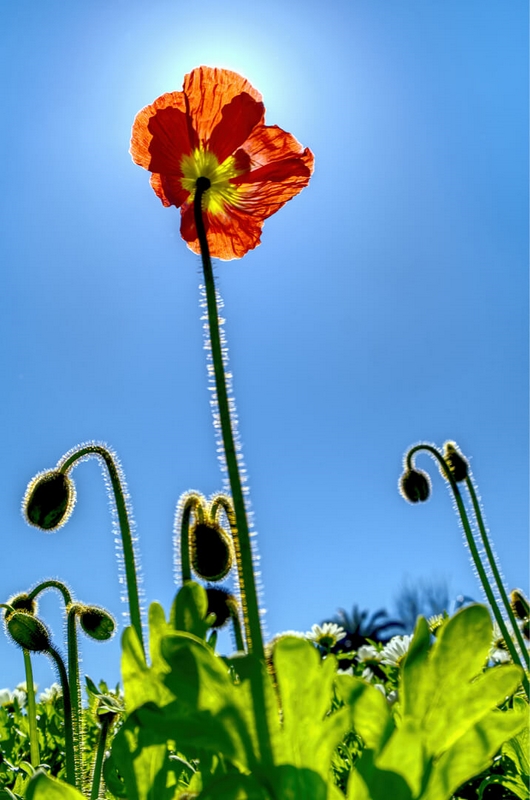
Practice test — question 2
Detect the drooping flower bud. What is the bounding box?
[442,442,469,483]
[7,611,51,652]
[399,469,430,503]
[510,589,530,621]
[205,586,238,629]
[23,470,76,531]
[5,594,37,618]
[190,521,233,581]
[78,606,116,641]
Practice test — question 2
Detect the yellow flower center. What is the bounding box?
[180,148,242,215]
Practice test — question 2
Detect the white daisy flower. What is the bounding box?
[374,683,399,706]
[39,683,62,703]
[362,666,375,682]
[0,689,13,706]
[380,634,413,667]
[306,623,347,649]
[357,644,380,662]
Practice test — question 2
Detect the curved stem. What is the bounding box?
[58,444,145,657]
[90,714,113,800]
[27,581,83,779]
[48,646,78,789]
[408,445,529,699]
[23,650,40,767]
[28,579,72,606]
[178,493,205,584]
[194,183,264,660]
[464,476,530,670]
[211,494,248,653]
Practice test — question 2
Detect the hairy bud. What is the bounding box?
[23,470,75,531]
[205,586,238,629]
[7,611,51,652]
[79,606,116,641]
[399,469,430,503]
[5,594,37,618]
[442,442,469,483]
[510,589,530,622]
[190,521,233,581]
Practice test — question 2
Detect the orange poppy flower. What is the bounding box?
[130,66,314,260]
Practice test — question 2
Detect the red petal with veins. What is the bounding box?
[208,93,264,164]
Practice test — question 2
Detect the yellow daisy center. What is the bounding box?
[180,148,243,215]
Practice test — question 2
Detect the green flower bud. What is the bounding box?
[23,470,75,531]
[399,469,430,503]
[205,586,238,629]
[79,606,116,641]
[7,611,51,652]
[6,594,37,618]
[190,521,233,581]
[442,442,468,483]
[510,589,530,621]
[522,620,529,641]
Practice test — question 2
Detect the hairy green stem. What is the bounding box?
[22,651,40,767]
[90,714,113,800]
[193,179,264,660]
[464,476,530,670]
[28,581,83,776]
[48,646,78,788]
[59,444,145,656]
[408,445,529,699]
[178,493,204,584]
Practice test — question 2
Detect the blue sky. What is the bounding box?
[0,0,527,692]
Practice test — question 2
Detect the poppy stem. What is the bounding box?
[57,444,145,658]
[407,444,529,699]
[193,179,265,661]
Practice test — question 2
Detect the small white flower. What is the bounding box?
[306,623,347,649]
[380,635,413,667]
[362,666,375,683]
[357,644,380,662]
[39,683,62,703]
[0,689,13,706]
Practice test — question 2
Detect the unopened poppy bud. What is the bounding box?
[190,521,233,581]
[205,587,238,629]
[442,442,468,483]
[510,589,529,621]
[79,606,116,641]
[522,620,529,640]
[399,469,430,503]
[23,470,75,531]
[6,594,37,619]
[7,611,51,652]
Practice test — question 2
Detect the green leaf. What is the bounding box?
[121,603,176,714]
[335,675,393,751]
[422,703,529,800]
[170,581,211,640]
[109,714,181,800]
[25,772,85,800]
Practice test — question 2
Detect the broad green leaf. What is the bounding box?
[110,713,179,800]
[335,675,392,752]
[375,718,427,797]
[121,604,176,714]
[353,749,414,800]
[272,638,352,779]
[421,702,529,800]
[170,581,211,640]
[25,772,85,800]
[400,605,524,755]
[502,696,530,779]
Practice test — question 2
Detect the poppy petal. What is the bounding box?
[181,202,264,261]
[150,173,190,208]
[130,91,193,173]
[182,66,263,144]
[231,156,312,185]
[208,93,264,164]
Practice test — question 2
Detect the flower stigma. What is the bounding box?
[181,148,243,215]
